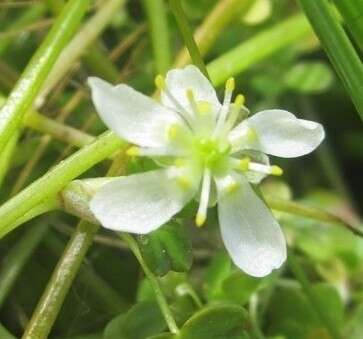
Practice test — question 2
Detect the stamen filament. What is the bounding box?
[221,94,246,135]
[195,168,211,227]
[214,77,235,137]
[248,162,283,176]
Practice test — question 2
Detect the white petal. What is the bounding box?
[90,169,196,234]
[162,65,220,111]
[229,110,325,158]
[216,173,286,277]
[88,77,188,148]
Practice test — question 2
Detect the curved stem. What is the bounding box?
[120,233,180,334]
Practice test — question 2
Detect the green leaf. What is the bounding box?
[104,301,167,339]
[204,252,232,301]
[179,304,249,339]
[284,62,334,94]
[137,222,193,276]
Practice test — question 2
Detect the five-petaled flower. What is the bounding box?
[88,65,325,277]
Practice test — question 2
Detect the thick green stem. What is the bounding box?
[21,221,99,339]
[0,132,18,187]
[332,0,363,52]
[288,251,343,339]
[174,0,254,67]
[298,0,363,121]
[0,223,48,307]
[0,131,124,238]
[207,13,312,86]
[169,0,209,78]
[142,0,171,74]
[0,0,90,155]
[120,233,179,334]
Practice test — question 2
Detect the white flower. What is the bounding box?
[88,65,325,277]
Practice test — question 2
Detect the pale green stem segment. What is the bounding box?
[142,0,171,74]
[207,14,312,86]
[21,221,99,339]
[265,196,363,237]
[0,131,124,238]
[174,0,254,67]
[288,251,343,339]
[0,0,90,156]
[169,0,210,79]
[120,233,180,334]
[332,0,363,52]
[298,0,363,122]
[0,3,46,57]
[0,223,48,307]
[0,323,16,339]
[23,111,95,147]
[0,14,319,238]
[38,0,125,104]
[0,132,18,187]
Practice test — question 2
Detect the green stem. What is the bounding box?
[0,323,16,339]
[288,251,342,339]
[0,132,18,187]
[120,233,179,334]
[0,0,90,155]
[38,0,125,103]
[169,0,210,78]
[21,221,99,339]
[265,195,363,237]
[142,0,171,74]
[174,0,254,67]
[207,13,312,86]
[0,131,124,238]
[23,111,95,147]
[333,0,363,52]
[298,0,363,122]
[0,223,48,307]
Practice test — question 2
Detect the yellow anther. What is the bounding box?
[195,213,206,227]
[167,124,179,140]
[196,101,211,114]
[270,165,283,176]
[126,146,140,157]
[234,94,245,107]
[226,181,239,193]
[174,158,184,167]
[176,176,191,190]
[186,88,195,101]
[246,127,258,142]
[226,77,235,92]
[155,74,165,90]
[239,157,250,171]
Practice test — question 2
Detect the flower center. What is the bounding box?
[193,137,230,173]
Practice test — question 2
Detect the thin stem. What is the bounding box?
[120,233,180,334]
[174,0,254,67]
[0,131,124,238]
[142,0,171,74]
[298,0,363,121]
[38,0,125,104]
[169,0,209,78]
[0,223,48,307]
[0,0,90,155]
[265,195,363,237]
[0,132,18,188]
[288,251,343,339]
[21,221,99,339]
[207,14,312,86]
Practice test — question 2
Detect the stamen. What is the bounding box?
[195,168,211,227]
[155,74,165,90]
[248,162,284,176]
[230,157,250,171]
[126,146,140,157]
[222,94,246,134]
[214,77,235,137]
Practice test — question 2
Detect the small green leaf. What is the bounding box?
[137,222,193,276]
[204,252,232,301]
[179,304,249,339]
[284,61,334,94]
[103,301,167,339]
